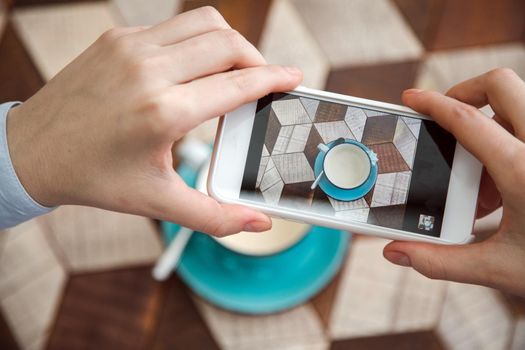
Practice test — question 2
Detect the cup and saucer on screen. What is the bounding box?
[312,137,378,201]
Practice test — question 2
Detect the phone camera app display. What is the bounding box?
[241,93,456,237]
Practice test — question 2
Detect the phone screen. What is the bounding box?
[240,93,456,237]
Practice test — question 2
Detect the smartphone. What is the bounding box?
[208,86,482,244]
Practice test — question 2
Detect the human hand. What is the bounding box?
[383,68,525,295]
[6,7,302,236]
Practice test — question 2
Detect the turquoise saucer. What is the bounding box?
[314,139,378,202]
[161,162,350,314]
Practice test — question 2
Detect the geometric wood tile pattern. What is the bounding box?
[255,96,420,226]
[0,0,525,349]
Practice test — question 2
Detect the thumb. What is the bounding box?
[148,182,272,237]
[383,240,496,286]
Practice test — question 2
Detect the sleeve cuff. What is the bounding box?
[0,102,55,229]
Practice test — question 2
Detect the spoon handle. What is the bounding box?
[311,170,324,190]
[152,226,194,281]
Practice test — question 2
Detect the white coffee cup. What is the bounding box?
[319,141,372,189]
[197,161,309,256]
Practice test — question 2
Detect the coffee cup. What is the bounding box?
[314,138,377,190]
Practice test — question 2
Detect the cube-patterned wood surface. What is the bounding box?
[1,0,524,349]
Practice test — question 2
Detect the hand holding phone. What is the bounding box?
[384,69,525,296]
[5,7,302,233]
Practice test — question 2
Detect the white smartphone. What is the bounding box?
[208,86,482,244]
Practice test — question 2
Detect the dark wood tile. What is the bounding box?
[152,277,219,350]
[12,0,105,7]
[181,0,273,46]
[369,205,406,230]
[361,116,398,146]
[0,310,19,350]
[311,256,347,328]
[264,107,281,154]
[326,61,420,105]
[330,330,445,350]
[0,21,43,102]
[394,0,525,51]
[369,143,410,174]
[314,101,347,122]
[500,293,525,318]
[304,124,324,169]
[364,184,375,206]
[311,186,335,216]
[392,0,444,51]
[279,181,314,209]
[47,266,164,350]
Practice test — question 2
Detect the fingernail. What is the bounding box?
[244,220,271,233]
[404,88,423,95]
[384,251,411,267]
[284,66,302,76]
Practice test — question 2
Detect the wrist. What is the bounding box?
[6,104,59,207]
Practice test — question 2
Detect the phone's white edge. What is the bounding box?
[208,86,482,245]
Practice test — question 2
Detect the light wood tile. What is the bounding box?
[111,0,181,26]
[261,181,284,206]
[401,116,421,139]
[416,43,525,92]
[293,0,423,67]
[13,2,118,81]
[1,261,65,350]
[393,118,418,169]
[300,97,320,120]
[272,124,312,155]
[437,283,513,350]
[314,121,355,144]
[344,106,368,142]
[259,0,329,89]
[259,158,281,191]
[334,208,370,222]
[371,173,396,207]
[272,152,315,184]
[511,318,525,350]
[272,125,294,155]
[44,206,162,273]
[0,220,61,300]
[393,271,447,332]
[329,197,368,212]
[272,98,312,125]
[256,156,270,188]
[193,297,328,350]
[329,238,406,339]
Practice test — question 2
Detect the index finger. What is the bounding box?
[166,64,303,134]
[446,69,525,140]
[402,89,521,177]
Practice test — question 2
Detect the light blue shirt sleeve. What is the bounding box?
[0,102,54,229]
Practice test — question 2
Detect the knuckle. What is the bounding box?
[230,70,253,92]
[127,55,159,81]
[111,35,136,57]
[267,64,287,76]
[450,103,479,121]
[198,6,227,28]
[99,27,124,43]
[140,96,172,135]
[486,67,518,83]
[221,29,246,50]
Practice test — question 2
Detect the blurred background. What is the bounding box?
[0,0,524,349]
